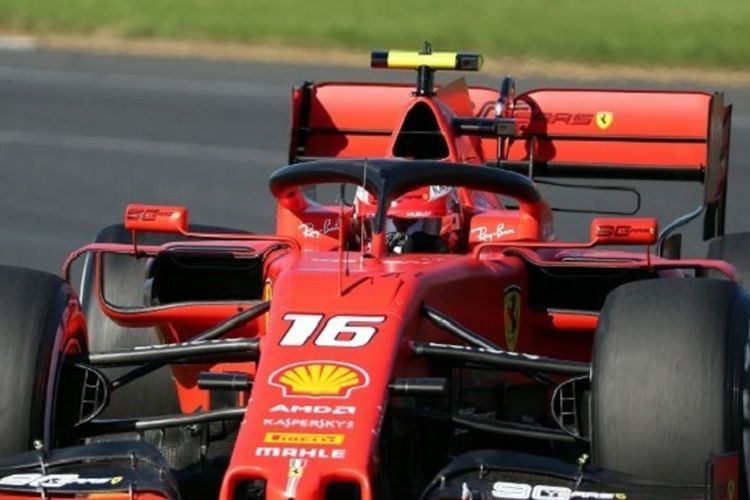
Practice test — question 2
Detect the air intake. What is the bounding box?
[392,102,449,159]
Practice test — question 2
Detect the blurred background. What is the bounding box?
[0,0,749,272]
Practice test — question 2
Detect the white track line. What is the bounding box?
[0,64,287,98]
[0,129,284,163]
[0,36,36,52]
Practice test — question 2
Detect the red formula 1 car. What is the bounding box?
[0,46,746,500]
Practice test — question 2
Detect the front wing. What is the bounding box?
[421,450,738,500]
[0,441,178,500]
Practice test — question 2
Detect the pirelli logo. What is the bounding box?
[263,432,345,445]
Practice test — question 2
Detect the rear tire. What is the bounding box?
[81,225,181,418]
[0,266,86,457]
[80,223,247,418]
[708,231,750,286]
[591,278,749,489]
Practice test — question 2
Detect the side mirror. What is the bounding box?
[590,217,658,246]
[124,204,188,234]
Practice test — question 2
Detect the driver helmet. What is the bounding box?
[355,185,462,253]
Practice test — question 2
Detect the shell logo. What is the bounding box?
[269,361,369,398]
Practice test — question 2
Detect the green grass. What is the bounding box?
[1,0,749,69]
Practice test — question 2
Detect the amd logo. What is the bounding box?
[269,404,355,415]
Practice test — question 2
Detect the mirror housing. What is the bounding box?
[124,204,189,234]
[590,217,658,246]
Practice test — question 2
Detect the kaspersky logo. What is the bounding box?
[268,361,369,398]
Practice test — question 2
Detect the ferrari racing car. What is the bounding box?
[0,46,745,500]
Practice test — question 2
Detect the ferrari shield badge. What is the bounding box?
[284,458,307,498]
[595,111,614,130]
[262,280,273,331]
[503,285,521,351]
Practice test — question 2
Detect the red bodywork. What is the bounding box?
[0,68,736,500]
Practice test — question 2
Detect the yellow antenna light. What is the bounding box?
[371,50,483,71]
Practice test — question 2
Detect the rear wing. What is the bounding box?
[289,81,731,240]
[289,82,414,161]
[288,82,504,162]
[493,89,732,239]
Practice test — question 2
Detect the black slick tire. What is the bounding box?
[81,224,183,418]
[708,232,750,286]
[591,278,750,490]
[80,223,246,418]
[0,265,86,457]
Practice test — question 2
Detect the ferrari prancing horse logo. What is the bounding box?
[595,111,614,130]
[504,286,521,351]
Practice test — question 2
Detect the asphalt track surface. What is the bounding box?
[1,48,750,274]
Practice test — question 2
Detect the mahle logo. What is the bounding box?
[269,361,368,398]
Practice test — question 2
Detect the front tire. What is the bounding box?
[0,265,86,457]
[591,278,749,489]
